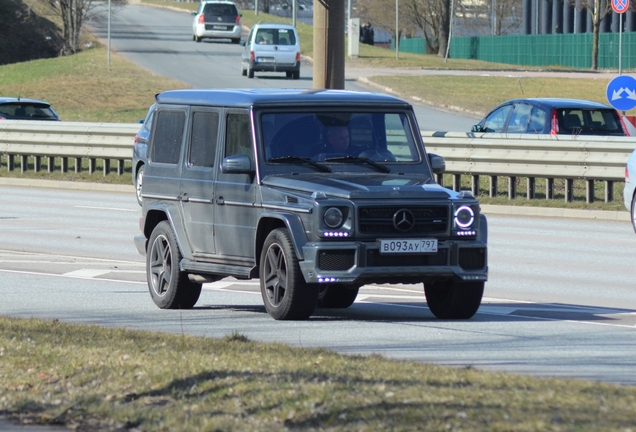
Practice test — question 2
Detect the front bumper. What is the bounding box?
[134,235,147,257]
[298,239,488,285]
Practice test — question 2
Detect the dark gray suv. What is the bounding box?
[134,89,488,320]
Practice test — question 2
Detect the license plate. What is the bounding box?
[257,58,275,63]
[379,239,438,254]
[212,25,227,30]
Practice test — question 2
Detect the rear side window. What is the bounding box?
[151,110,185,164]
[506,103,533,133]
[189,111,219,168]
[528,107,547,133]
[204,3,238,15]
[0,103,57,120]
[559,109,623,135]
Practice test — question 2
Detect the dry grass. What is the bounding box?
[2,316,636,431]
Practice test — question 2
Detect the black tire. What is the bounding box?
[631,195,636,233]
[195,35,202,43]
[317,284,359,309]
[260,228,318,320]
[134,164,144,206]
[292,70,300,80]
[247,65,254,79]
[241,65,247,76]
[147,221,202,309]
[424,280,484,319]
[286,71,293,79]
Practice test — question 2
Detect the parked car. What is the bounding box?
[191,1,242,44]
[624,148,636,233]
[471,98,629,136]
[240,23,300,79]
[132,104,156,206]
[134,88,488,321]
[0,97,60,121]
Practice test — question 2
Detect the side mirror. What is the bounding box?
[138,119,145,124]
[191,11,196,16]
[428,153,446,174]
[471,124,484,133]
[239,40,246,46]
[222,154,254,174]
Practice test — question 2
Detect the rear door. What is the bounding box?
[204,3,238,26]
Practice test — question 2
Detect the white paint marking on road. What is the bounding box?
[0,249,143,265]
[62,269,115,278]
[74,205,138,212]
[0,268,146,285]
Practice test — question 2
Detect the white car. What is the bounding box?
[240,23,300,79]
[624,148,636,233]
[192,1,242,44]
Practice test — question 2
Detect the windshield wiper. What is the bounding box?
[324,155,391,173]
[267,156,331,172]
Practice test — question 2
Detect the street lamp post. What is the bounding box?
[395,0,399,59]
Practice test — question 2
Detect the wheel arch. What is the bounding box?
[143,204,193,260]
[256,212,308,264]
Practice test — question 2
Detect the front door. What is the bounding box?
[214,110,257,260]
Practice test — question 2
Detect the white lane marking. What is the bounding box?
[62,269,115,278]
[0,268,146,285]
[0,249,144,265]
[74,205,138,212]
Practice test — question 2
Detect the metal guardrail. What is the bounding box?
[0,121,633,203]
[423,131,635,203]
[0,120,140,175]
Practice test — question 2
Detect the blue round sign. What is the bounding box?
[607,75,636,111]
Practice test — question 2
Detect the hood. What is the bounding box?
[261,173,452,199]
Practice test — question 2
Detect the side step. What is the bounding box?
[180,259,255,279]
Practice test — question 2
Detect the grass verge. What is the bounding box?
[2,316,636,431]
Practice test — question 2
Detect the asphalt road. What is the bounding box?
[2,184,636,385]
[88,4,480,132]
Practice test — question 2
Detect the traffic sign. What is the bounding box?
[607,75,636,111]
[612,0,629,14]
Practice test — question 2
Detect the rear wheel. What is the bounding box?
[317,284,359,309]
[194,35,202,43]
[424,280,484,319]
[134,165,144,206]
[292,70,300,80]
[260,228,318,320]
[286,71,293,79]
[147,221,202,309]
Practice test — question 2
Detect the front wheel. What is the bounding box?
[247,65,254,79]
[147,221,202,309]
[631,195,636,233]
[317,284,359,308]
[424,280,484,319]
[260,228,318,320]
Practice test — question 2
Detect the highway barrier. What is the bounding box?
[0,121,634,203]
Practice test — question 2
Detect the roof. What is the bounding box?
[253,22,297,29]
[500,98,614,110]
[0,97,52,106]
[154,89,412,109]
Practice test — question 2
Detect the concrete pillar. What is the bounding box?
[626,11,636,32]
[523,0,533,34]
[611,12,621,33]
[541,0,552,33]
[563,0,574,33]
[312,0,345,89]
[574,0,585,33]
[552,0,564,33]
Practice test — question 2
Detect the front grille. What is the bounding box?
[318,250,356,271]
[358,206,449,235]
[366,248,449,267]
[458,248,486,270]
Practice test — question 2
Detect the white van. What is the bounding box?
[240,23,301,79]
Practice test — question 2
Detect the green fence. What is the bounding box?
[395,33,636,69]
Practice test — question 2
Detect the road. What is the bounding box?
[1,184,636,385]
[87,4,480,132]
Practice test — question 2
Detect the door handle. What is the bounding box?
[216,197,224,205]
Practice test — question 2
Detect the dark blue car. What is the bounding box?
[0,97,60,121]
[472,98,629,136]
[133,104,156,206]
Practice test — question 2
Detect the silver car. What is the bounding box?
[240,23,301,79]
[191,1,242,44]
[624,148,636,233]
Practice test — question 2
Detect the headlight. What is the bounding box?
[454,206,475,229]
[323,207,344,228]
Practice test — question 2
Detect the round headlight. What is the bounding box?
[324,207,344,228]
[454,206,475,229]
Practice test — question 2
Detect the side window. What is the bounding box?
[225,113,253,162]
[528,107,547,133]
[506,104,533,133]
[151,110,185,164]
[189,111,219,168]
[483,105,512,133]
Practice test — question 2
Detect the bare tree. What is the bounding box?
[41,0,126,54]
[576,0,612,69]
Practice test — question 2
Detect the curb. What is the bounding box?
[0,178,628,222]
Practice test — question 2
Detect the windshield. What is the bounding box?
[261,111,421,165]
